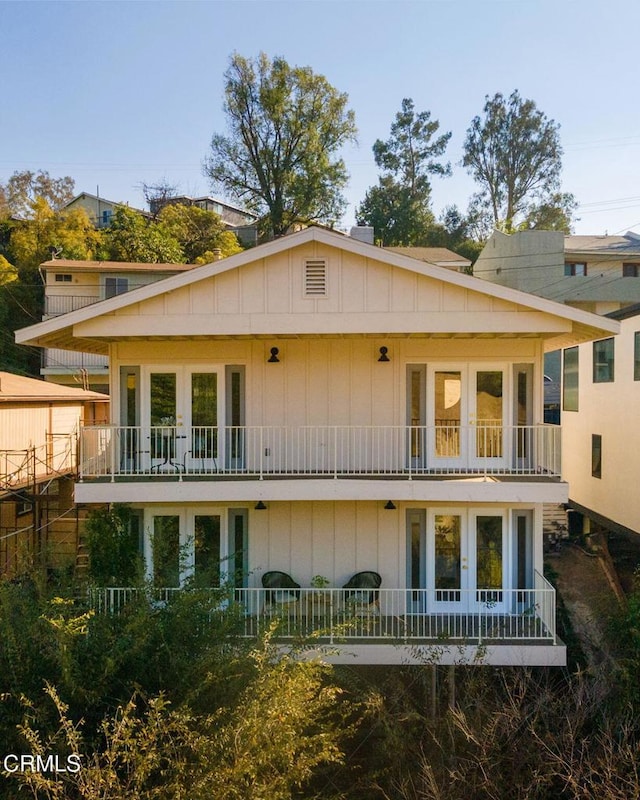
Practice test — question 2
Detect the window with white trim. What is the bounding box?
[304,259,327,296]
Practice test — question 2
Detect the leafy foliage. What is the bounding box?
[99,206,184,263]
[462,90,575,232]
[85,505,143,587]
[0,170,75,218]
[205,52,357,239]
[357,99,450,246]
[157,203,243,262]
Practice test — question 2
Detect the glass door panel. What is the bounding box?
[471,369,506,467]
[429,369,465,467]
[476,515,504,605]
[406,509,426,611]
[149,372,179,469]
[434,514,463,605]
[188,372,218,472]
[406,366,426,470]
[194,514,221,586]
[152,515,180,587]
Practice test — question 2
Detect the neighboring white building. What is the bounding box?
[17,227,618,666]
[476,230,640,539]
[561,304,640,536]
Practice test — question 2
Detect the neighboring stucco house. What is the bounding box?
[474,229,640,315]
[0,372,108,575]
[63,192,150,228]
[561,304,640,537]
[475,229,640,539]
[16,227,618,666]
[40,259,195,393]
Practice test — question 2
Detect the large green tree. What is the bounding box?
[157,203,243,262]
[204,52,357,239]
[462,90,575,232]
[100,206,183,263]
[357,98,451,245]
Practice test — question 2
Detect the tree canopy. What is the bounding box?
[99,206,184,263]
[357,98,451,246]
[157,203,243,262]
[0,170,75,219]
[462,90,574,232]
[204,52,357,239]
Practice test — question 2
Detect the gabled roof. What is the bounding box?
[64,192,149,217]
[16,227,619,353]
[0,372,108,404]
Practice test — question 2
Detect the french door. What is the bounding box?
[136,365,245,472]
[144,508,248,588]
[407,509,507,613]
[414,365,508,470]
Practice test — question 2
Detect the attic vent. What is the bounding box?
[304,259,327,296]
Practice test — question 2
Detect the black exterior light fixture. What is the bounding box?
[378,346,390,362]
[268,347,280,363]
[384,500,396,510]
[255,500,267,510]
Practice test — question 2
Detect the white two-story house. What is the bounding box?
[16,228,618,666]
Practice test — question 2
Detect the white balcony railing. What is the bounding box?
[80,424,561,480]
[88,576,557,644]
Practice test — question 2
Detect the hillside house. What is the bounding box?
[16,228,619,665]
[0,372,108,575]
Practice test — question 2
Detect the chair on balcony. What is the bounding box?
[261,571,301,615]
[342,571,382,616]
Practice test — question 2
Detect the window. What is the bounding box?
[564,262,587,276]
[563,347,579,411]
[304,259,327,296]
[623,263,640,277]
[105,277,129,298]
[635,332,640,381]
[55,273,72,282]
[593,338,615,382]
[101,209,113,227]
[591,434,602,479]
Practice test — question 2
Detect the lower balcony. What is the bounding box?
[79,424,561,482]
[88,576,563,666]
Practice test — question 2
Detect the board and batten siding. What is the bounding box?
[93,243,554,336]
[112,337,543,430]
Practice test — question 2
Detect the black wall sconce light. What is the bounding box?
[268,347,280,363]
[378,346,390,362]
[255,500,267,510]
[384,500,396,510]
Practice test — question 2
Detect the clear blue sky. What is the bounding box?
[3,0,640,235]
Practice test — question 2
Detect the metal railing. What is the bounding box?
[1,433,76,490]
[88,575,556,644]
[80,424,561,480]
[44,295,100,317]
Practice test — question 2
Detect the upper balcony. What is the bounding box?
[80,423,561,482]
[44,295,100,318]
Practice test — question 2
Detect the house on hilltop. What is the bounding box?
[16,227,618,665]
